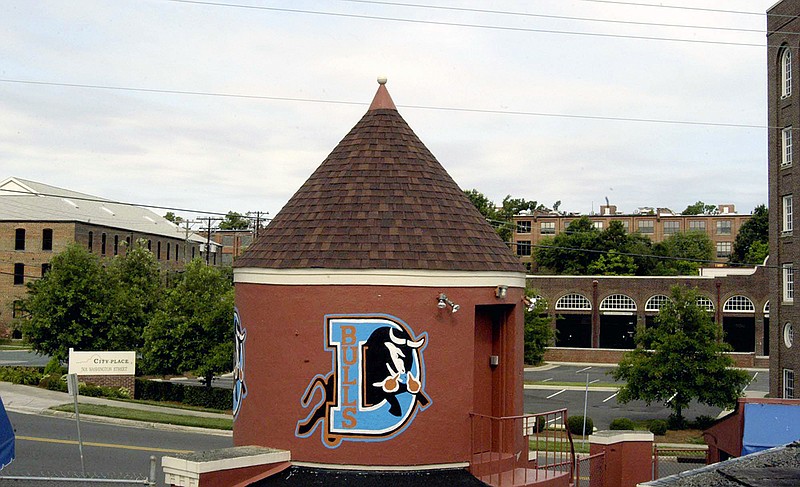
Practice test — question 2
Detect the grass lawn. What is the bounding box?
[52,403,233,430]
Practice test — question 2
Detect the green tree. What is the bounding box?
[105,240,162,351]
[652,231,715,275]
[587,250,637,275]
[163,212,183,224]
[524,293,554,365]
[464,189,498,221]
[142,260,234,386]
[612,286,749,426]
[682,201,718,215]
[219,211,251,230]
[21,244,113,360]
[730,204,768,264]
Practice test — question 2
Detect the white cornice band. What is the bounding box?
[234,267,526,288]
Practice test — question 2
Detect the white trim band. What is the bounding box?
[291,461,470,471]
[234,268,526,288]
[588,431,654,445]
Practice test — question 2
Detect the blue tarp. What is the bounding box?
[742,402,800,455]
[0,397,14,470]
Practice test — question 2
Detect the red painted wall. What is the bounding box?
[233,283,524,466]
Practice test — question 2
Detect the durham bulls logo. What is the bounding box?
[296,314,431,448]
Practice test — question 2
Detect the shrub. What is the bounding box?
[44,357,65,375]
[79,383,104,397]
[0,366,44,385]
[690,415,716,430]
[567,415,594,436]
[39,373,67,392]
[668,413,688,430]
[134,378,230,410]
[649,419,668,436]
[609,417,635,431]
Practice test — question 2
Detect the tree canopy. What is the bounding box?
[219,211,251,230]
[142,259,234,386]
[163,212,184,224]
[681,201,718,215]
[612,286,749,425]
[730,204,768,265]
[524,292,554,365]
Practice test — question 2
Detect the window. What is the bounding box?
[157,241,162,260]
[784,264,794,303]
[87,231,93,252]
[784,195,794,233]
[782,47,792,98]
[222,235,235,246]
[645,295,670,312]
[101,233,107,255]
[516,240,531,256]
[126,236,131,250]
[42,229,53,251]
[716,220,732,235]
[516,220,531,234]
[540,222,555,235]
[12,300,25,319]
[41,263,50,276]
[167,242,171,260]
[600,294,636,311]
[696,297,715,312]
[14,228,25,250]
[555,293,592,310]
[784,323,794,348]
[783,127,793,167]
[176,244,180,261]
[592,221,603,230]
[716,242,732,258]
[638,220,654,234]
[688,220,706,232]
[147,240,152,251]
[114,235,119,256]
[663,221,680,235]
[192,246,196,259]
[13,263,24,285]
[723,295,755,313]
[784,369,795,399]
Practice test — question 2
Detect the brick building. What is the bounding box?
[199,229,255,266]
[512,204,751,270]
[768,0,800,399]
[530,266,770,368]
[0,177,218,335]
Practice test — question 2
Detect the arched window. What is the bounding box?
[723,295,755,313]
[782,47,793,98]
[645,295,670,312]
[600,294,636,311]
[696,296,715,312]
[764,300,770,317]
[555,293,592,311]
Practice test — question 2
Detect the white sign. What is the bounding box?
[68,349,136,376]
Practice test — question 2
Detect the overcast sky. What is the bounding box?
[1,0,777,225]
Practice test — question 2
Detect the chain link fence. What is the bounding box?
[653,446,708,480]
[0,456,157,486]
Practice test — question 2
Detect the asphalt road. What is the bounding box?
[524,364,769,429]
[2,412,232,486]
[0,350,51,367]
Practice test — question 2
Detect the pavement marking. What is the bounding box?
[15,435,191,454]
[589,379,599,385]
[541,378,553,382]
[575,366,592,374]
[546,389,567,399]
[602,392,619,403]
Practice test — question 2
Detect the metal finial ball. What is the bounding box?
[377,76,387,85]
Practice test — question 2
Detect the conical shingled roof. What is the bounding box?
[235,81,524,273]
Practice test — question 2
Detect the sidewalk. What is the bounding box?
[0,381,233,436]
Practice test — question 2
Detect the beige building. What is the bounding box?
[512,204,751,270]
[0,177,219,335]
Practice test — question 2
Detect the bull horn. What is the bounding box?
[406,336,425,349]
[389,328,406,346]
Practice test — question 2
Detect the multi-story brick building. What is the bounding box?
[198,229,255,266]
[0,177,219,335]
[512,204,750,270]
[768,0,800,399]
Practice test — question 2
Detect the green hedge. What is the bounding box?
[135,378,230,411]
[0,366,44,385]
[609,417,635,431]
[567,415,594,436]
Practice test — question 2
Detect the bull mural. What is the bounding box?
[296,314,431,448]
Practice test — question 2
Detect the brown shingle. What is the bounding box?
[235,84,524,273]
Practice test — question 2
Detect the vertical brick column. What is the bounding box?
[589,431,654,487]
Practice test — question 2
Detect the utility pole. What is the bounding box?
[196,217,222,265]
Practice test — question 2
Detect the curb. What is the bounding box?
[39,409,233,437]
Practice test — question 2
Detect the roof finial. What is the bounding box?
[377,76,387,85]
[369,76,396,111]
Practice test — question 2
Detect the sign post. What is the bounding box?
[66,369,86,477]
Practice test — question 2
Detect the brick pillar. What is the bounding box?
[589,431,654,487]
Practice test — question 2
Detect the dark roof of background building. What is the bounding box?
[643,442,800,487]
[235,81,524,273]
[250,466,488,486]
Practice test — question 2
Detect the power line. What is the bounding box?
[164,0,767,48]
[0,78,767,129]
[340,0,768,35]
[574,0,774,18]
